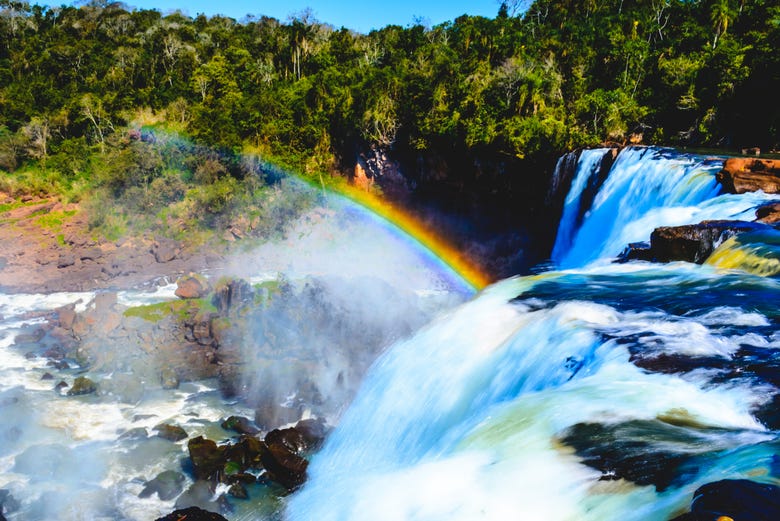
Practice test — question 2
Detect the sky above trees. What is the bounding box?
[52,0,502,33]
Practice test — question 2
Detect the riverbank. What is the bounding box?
[0,193,225,294]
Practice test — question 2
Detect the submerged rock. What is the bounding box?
[672,479,780,521]
[66,376,97,396]
[139,470,186,501]
[154,423,188,442]
[155,506,228,521]
[717,158,780,194]
[559,420,716,491]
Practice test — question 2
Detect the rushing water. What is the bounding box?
[1,146,778,520]
[288,147,780,520]
[0,196,472,520]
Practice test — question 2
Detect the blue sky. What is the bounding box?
[98,1,502,33]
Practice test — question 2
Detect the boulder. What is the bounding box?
[67,376,97,396]
[221,416,260,436]
[756,202,780,225]
[294,418,329,451]
[175,273,211,299]
[672,479,780,521]
[641,220,772,264]
[139,470,186,501]
[717,158,780,194]
[155,507,228,521]
[227,483,249,499]
[154,423,188,442]
[188,436,225,480]
[261,428,309,491]
[151,237,180,263]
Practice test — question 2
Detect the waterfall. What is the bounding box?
[288,147,780,521]
[553,146,774,267]
[551,148,614,260]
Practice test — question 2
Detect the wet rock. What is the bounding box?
[154,423,188,442]
[160,367,179,390]
[118,427,148,440]
[212,278,254,314]
[173,481,230,513]
[175,273,211,299]
[66,376,97,396]
[753,394,780,431]
[717,158,780,194]
[54,380,69,393]
[672,479,780,521]
[227,472,257,485]
[559,420,702,491]
[647,220,772,263]
[261,428,309,491]
[221,416,260,436]
[139,470,186,501]
[41,372,54,380]
[222,435,265,472]
[14,326,46,345]
[294,418,329,451]
[155,506,228,521]
[188,436,226,480]
[227,482,249,499]
[756,202,780,225]
[0,489,20,517]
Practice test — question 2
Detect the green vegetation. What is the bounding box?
[123,299,204,323]
[0,1,778,240]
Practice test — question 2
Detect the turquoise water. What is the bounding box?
[288,147,780,521]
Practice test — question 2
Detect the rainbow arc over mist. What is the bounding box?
[332,184,491,291]
[136,125,492,292]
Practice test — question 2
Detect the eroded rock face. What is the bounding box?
[717,158,780,194]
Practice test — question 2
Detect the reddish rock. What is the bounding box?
[717,158,780,194]
[57,305,77,330]
[175,273,210,299]
[756,202,780,224]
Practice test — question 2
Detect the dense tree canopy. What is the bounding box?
[0,0,777,233]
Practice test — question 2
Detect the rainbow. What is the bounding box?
[332,183,491,291]
[134,125,491,292]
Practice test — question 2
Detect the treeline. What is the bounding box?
[0,1,778,219]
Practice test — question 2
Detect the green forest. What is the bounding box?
[1,0,778,243]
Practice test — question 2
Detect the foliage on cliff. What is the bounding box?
[0,0,778,219]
